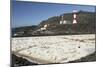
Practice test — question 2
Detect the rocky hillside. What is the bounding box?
[12,11,96,37]
[37,11,95,34]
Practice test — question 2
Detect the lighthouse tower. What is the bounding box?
[60,15,64,24]
[73,10,77,24]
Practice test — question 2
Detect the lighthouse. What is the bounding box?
[73,10,77,24]
[60,14,67,24]
[60,15,64,24]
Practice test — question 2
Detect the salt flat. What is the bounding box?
[11,34,95,64]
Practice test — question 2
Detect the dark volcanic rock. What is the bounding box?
[68,52,96,63]
[11,54,38,67]
[11,52,96,67]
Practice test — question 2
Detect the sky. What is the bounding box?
[11,0,96,28]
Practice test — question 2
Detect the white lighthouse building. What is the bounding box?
[73,10,77,24]
[60,15,64,24]
[60,15,68,24]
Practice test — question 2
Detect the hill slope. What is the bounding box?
[12,11,96,37]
